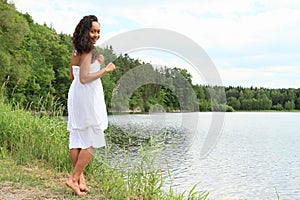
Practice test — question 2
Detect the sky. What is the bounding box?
[13,0,300,89]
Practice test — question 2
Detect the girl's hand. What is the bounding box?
[105,62,116,72]
[97,54,105,65]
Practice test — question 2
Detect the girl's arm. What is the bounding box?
[79,52,115,84]
[69,53,74,80]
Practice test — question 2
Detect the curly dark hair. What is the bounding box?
[72,15,99,54]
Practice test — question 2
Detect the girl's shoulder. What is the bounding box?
[70,48,93,66]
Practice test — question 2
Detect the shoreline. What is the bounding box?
[108,109,300,115]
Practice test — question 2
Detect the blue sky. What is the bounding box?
[13,0,300,88]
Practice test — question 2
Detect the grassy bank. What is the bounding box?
[0,96,208,199]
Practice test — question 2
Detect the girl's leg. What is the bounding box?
[70,148,80,166]
[66,147,93,196]
[69,149,89,192]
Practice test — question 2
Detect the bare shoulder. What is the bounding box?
[71,51,92,66]
[80,52,92,60]
[70,51,80,66]
[79,52,92,66]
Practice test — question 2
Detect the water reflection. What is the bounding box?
[97,112,300,200]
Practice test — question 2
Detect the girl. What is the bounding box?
[66,15,115,196]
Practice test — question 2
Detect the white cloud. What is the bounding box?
[218,64,300,88]
[13,0,300,50]
[98,29,130,46]
[13,0,82,34]
[128,50,207,85]
[12,0,300,88]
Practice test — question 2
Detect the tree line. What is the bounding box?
[1,1,299,114]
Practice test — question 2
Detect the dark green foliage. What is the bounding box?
[0,1,69,113]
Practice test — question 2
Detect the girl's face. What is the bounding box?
[89,21,100,44]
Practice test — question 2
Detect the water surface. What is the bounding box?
[108,112,300,199]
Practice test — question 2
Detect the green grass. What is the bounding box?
[0,96,208,199]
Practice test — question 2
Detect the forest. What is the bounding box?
[1,1,300,115]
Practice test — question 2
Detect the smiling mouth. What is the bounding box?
[91,38,98,43]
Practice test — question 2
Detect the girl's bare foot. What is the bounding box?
[79,183,89,192]
[66,178,87,196]
[79,174,89,192]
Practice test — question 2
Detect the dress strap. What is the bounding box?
[74,49,78,56]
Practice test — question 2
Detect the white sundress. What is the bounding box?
[67,60,108,149]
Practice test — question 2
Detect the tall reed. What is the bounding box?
[0,96,71,171]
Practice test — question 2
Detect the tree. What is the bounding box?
[284,100,295,110]
[270,90,284,105]
[227,97,241,110]
[240,99,253,110]
[226,87,240,99]
[0,1,31,88]
[257,94,272,110]
[295,97,300,110]
[272,103,283,111]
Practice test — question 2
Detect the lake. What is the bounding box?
[107,112,300,200]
